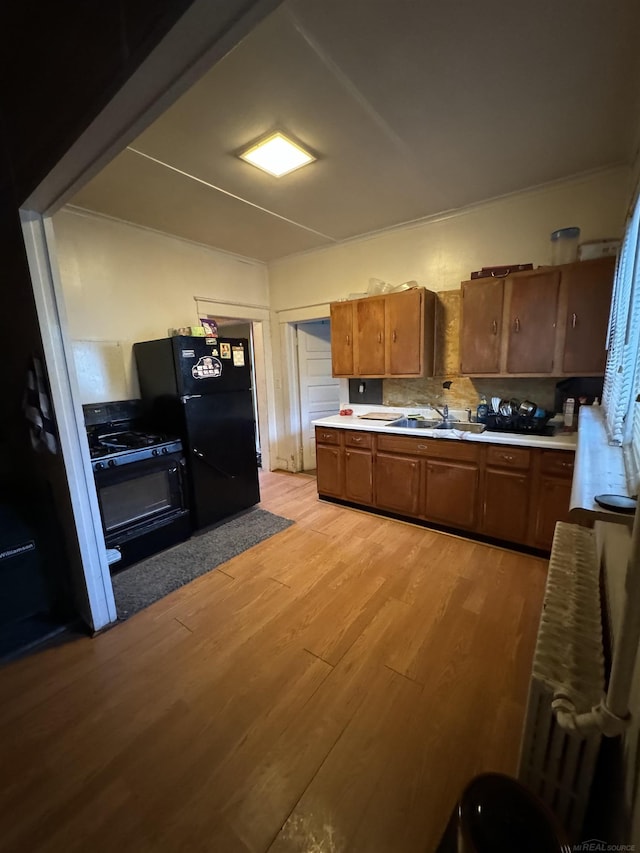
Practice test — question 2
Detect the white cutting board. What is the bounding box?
[358,411,404,420]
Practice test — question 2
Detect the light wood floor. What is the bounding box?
[0,471,548,853]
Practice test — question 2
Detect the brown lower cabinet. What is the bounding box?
[424,459,479,529]
[316,442,343,498]
[481,445,531,543]
[315,427,575,551]
[374,453,420,515]
[481,467,530,543]
[530,450,576,548]
[344,448,374,505]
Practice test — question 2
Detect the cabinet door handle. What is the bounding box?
[332,450,338,457]
[377,332,382,343]
[514,317,520,333]
[491,319,498,335]
[411,462,416,469]
[346,452,350,458]
[571,313,577,329]
[392,330,397,343]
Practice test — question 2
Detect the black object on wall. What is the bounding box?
[349,379,383,405]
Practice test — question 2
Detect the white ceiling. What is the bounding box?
[69,0,640,262]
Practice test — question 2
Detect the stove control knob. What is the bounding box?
[161,447,169,454]
[108,459,117,468]
[152,448,160,457]
[95,462,105,470]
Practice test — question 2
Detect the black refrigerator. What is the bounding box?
[133,335,260,530]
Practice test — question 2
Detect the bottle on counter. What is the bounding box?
[477,395,489,423]
[563,397,576,431]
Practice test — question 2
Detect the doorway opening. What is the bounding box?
[295,319,340,472]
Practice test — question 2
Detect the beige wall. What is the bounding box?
[268,167,630,309]
[53,207,270,401]
[268,167,631,468]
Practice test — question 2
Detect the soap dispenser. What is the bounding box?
[477,395,489,423]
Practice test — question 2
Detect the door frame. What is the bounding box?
[21,212,117,628]
[19,0,282,630]
[295,318,338,472]
[274,303,345,473]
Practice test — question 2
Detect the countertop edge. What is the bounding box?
[312,413,577,451]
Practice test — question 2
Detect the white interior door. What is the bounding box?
[297,320,340,471]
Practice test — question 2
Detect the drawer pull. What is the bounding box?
[418,444,428,450]
[322,433,332,440]
[353,436,362,442]
[500,454,514,462]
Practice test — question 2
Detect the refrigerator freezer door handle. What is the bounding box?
[181,394,203,403]
[192,447,236,479]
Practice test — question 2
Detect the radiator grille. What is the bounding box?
[518,522,605,838]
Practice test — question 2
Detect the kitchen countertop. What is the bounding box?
[569,405,634,526]
[313,405,577,451]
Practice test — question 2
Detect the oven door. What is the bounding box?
[95,452,188,546]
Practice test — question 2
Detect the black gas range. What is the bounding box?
[83,400,191,571]
[88,428,183,471]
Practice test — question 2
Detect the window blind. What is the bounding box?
[602,196,640,445]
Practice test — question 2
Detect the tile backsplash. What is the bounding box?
[385,376,559,413]
[383,290,559,412]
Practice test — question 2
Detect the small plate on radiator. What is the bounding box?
[594,494,637,513]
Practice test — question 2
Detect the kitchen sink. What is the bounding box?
[444,421,486,434]
[387,418,440,429]
[387,417,486,434]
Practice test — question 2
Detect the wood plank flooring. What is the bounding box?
[0,471,548,853]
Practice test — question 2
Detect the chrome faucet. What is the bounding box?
[432,404,449,423]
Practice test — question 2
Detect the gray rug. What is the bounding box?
[112,508,294,620]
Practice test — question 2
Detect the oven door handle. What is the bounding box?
[192,447,236,479]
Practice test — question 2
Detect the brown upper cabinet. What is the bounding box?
[459,278,504,374]
[330,288,436,378]
[330,300,355,376]
[561,256,616,375]
[459,256,615,377]
[356,296,386,375]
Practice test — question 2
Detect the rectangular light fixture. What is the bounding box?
[238,132,315,177]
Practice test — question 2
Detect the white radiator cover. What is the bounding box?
[518,522,605,838]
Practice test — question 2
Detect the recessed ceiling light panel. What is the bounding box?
[239,132,316,177]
